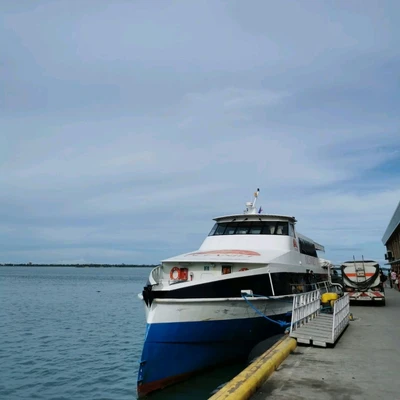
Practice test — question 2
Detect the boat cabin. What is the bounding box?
[155,189,325,289]
[208,214,296,237]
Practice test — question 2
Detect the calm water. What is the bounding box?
[0,267,245,400]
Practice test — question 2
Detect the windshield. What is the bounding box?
[208,221,289,236]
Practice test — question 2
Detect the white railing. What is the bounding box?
[149,265,163,285]
[330,282,344,292]
[332,293,350,342]
[290,280,342,295]
[314,281,329,293]
[315,280,343,294]
[290,289,321,333]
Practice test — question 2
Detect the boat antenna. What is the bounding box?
[253,188,259,207]
[244,188,260,214]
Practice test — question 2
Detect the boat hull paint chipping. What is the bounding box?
[137,314,290,397]
[208,336,297,400]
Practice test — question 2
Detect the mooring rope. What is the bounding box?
[241,294,291,328]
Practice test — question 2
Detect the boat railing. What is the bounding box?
[290,280,342,295]
[149,265,163,285]
[290,288,321,333]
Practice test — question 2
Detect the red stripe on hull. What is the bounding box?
[137,357,242,398]
[137,369,200,398]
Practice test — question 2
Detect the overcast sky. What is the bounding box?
[1,0,399,265]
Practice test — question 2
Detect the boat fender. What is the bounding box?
[321,292,339,304]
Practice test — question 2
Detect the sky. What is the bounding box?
[1,0,399,265]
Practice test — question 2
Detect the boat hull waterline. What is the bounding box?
[137,306,290,397]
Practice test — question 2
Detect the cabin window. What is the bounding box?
[222,266,232,274]
[225,223,239,235]
[235,222,252,234]
[275,223,288,235]
[298,237,318,257]
[261,222,276,234]
[208,221,290,236]
[214,223,228,235]
[208,223,218,236]
[248,222,263,234]
[289,223,296,237]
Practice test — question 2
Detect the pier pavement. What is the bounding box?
[252,288,400,400]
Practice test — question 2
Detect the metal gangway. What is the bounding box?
[289,289,350,347]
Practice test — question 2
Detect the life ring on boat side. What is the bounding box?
[239,268,249,272]
[170,267,181,280]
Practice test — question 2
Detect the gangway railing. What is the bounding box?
[289,289,350,347]
[290,289,321,334]
[315,280,343,293]
[332,293,350,342]
[290,280,342,295]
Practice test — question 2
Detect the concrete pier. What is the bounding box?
[252,288,400,400]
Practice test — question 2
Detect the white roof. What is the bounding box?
[213,213,297,222]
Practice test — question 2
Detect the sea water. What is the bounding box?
[0,267,245,400]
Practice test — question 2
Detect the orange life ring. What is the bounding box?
[239,268,249,272]
[170,267,181,280]
[170,267,189,281]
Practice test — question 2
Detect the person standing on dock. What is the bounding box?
[379,270,387,289]
[391,270,397,289]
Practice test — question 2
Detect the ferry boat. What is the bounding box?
[137,189,329,397]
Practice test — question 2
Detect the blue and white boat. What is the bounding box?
[137,189,328,397]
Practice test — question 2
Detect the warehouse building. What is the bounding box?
[382,200,400,273]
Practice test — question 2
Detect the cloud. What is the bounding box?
[0,0,399,264]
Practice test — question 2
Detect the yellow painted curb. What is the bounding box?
[208,336,297,400]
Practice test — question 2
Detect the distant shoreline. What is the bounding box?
[0,264,156,268]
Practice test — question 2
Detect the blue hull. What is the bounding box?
[137,313,290,397]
